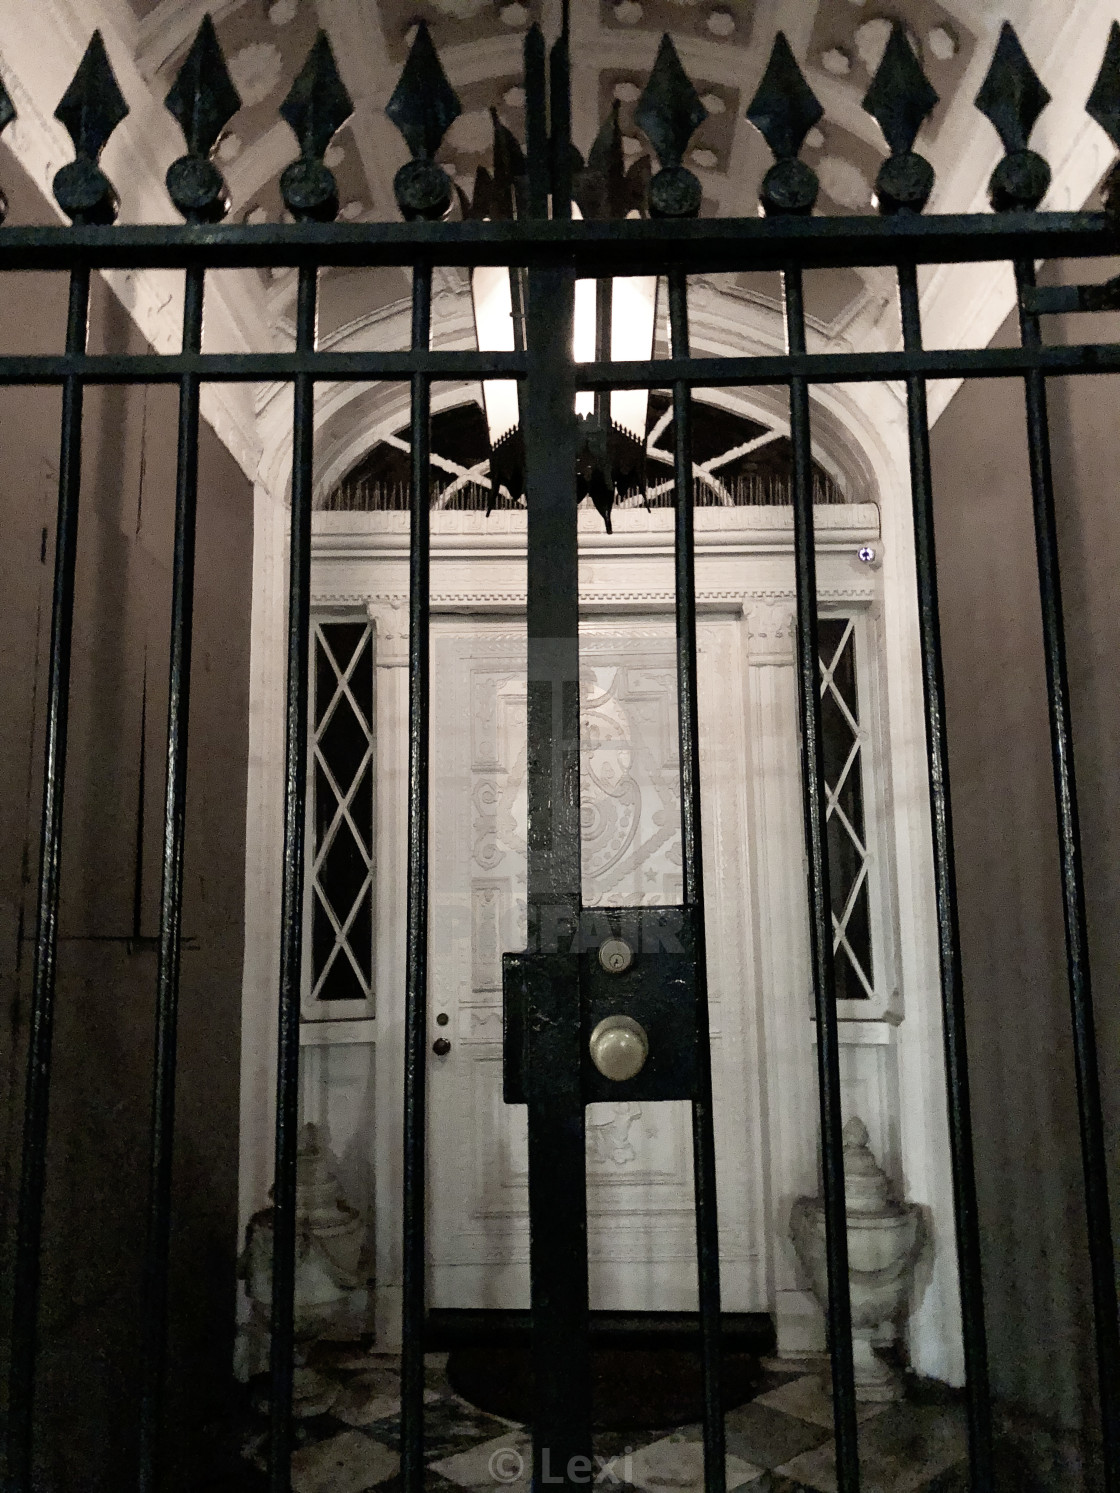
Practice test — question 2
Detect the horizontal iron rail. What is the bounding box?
[6,343,1120,386]
[424,1309,776,1351]
[0,212,1114,273]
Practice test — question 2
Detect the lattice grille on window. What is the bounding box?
[310,621,375,1003]
[818,617,874,1001]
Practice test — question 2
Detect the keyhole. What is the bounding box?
[598,938,634,976]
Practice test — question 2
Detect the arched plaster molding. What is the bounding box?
[255,280,899,511]
[134,0,242,79]
[255,290,480,501]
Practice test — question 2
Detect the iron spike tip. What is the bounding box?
[386,20,461,161]
[745,30,822,163]
[0,74,16,138]
[0,71,14,223]
[575,100,631,220]
[386,23,458,219]
[281,31,353,160]
[635,33,706,170]
[976,21,1051,209]
[279,30,352,221]
[863,22,939,157]
[53,31,128,222]
[975,20,1050,154]
[55,30,129,162]
[1087,21,1120,150]
[164,14,239,221]
[165,13,241,158]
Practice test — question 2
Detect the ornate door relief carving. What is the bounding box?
[425,616,765,1310]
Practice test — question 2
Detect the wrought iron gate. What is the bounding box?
[3,9,1120,1493]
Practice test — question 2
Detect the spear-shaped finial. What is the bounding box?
[164,15,241,222]
[574,101,650,221]
[279,32,353,221]
[975,22,1050,211]
[635,34,706,218]
[863,23,939,214]
[745,32,822,216]
[53,32,129,223]
[1086,22,1120,216]
[386,22,460,221]
[457,110,528,221]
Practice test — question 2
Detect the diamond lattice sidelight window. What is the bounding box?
[818,617,874,1001]
[308,620,375,1005]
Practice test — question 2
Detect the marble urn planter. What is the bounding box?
[790,1117,924,1401]
[239,1123,369,1413]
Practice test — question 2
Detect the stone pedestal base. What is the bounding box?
[852,1332,903,1402]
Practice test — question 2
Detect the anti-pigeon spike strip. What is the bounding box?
[2,16,1119,1493]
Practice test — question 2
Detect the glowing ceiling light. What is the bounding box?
[475,266,656,446]
[465,105,656,527]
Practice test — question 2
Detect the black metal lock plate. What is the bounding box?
[502,905,701,1105]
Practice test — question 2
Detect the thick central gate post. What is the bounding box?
[522,261,593,1488]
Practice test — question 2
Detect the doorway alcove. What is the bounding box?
[242,297,964,1389]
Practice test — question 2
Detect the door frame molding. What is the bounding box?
[237,496,963,1383]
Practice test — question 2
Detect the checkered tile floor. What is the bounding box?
[232,1348,969,1493]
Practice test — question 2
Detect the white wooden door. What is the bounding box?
[427,612,766,1312]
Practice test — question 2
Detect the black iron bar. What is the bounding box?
[523,261,592,1492]
[549,3,572,221]
[666,265,726,1493]
[1014,258,1120,1491]
[593,275,612,448]
[896,260,995,1489]
[783,266,860,1493]
[0,211,1114,273]
[518,21,592,1482]
[564,343,1120,385]
[524,25,548,220]
[6,262,91,1493]
[137,262,206,1493]
[0,351,523,384]
[268,263,318,1493]
[11,340,1120,388]
[401,259,433,1493]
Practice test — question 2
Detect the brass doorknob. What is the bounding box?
[588,1015,648,1082]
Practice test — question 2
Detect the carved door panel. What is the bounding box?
[427,614,766,1311]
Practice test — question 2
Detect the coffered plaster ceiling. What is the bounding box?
[0,0,1115,486]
